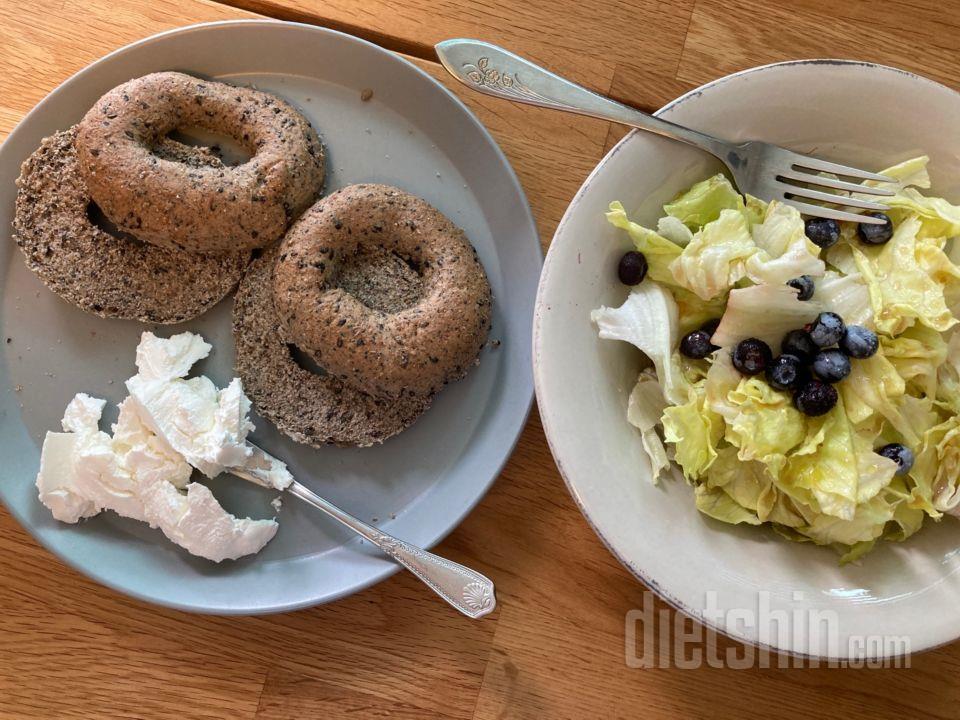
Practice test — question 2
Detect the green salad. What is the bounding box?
[592,157,960,562]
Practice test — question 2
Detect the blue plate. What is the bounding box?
[0,20,540,613]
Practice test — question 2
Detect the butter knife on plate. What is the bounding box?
[231,443,497,619]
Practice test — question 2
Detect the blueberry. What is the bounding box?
[857,213,894,245]
[732,338,772,375]
[794,379,839,417]
[805,217,841,249]
[781,329,818,362]
[617,251,648,285]
[808,312,845,348]
[766,354,806,391]
[812,349,851,383]
[680,330,716,359]
[786,275,815,301]
[840,325,879,359]
[877,443,914,476]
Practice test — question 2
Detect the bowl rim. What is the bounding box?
[533,58,960,660]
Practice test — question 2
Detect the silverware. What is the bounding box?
[233,444,496,619]
[436,39,895,225]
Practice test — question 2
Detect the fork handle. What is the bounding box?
[436,39,728,160]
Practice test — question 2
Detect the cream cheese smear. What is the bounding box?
[36,331,292,562]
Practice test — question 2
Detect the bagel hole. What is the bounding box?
[86,201,147,245]
[287,344,328,377]
[395,251,424,276]
[334,247,424,314]
[159,127,253,166]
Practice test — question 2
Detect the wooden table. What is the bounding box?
[2,1,960,717]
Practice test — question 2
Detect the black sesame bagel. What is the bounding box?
[75,72,325,254]
[272,184,493,397]
[233,247,431,447]
[13,127,249,324]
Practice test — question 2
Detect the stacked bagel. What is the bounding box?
[13,71,325,323]
[233,184,493,447]
[14,72,494,448]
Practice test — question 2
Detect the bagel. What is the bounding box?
[75,71,325,254]
[272,184,492,397]
[233,246,431,447]
[13,127,249,324]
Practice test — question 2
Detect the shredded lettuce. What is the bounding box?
[669,209,755,300]
[911,414,960,516]
[712,283,821,349]
[606,202,683,286]
[662,379,723,480]
[745,201,825,285]
[881,324,947,398]
[595,159,960,562]
[656,215,694,247]
[663,173,744,229]
[626,371,670,484]
[695,483,763,526]
[724,378,806,478]
[854,216,958,334]
[814,271,873,328]
[704,447,804,526]
[591,284,688,407]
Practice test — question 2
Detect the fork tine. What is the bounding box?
[776,169,896,197]
[781,199,888,225]
[788,155,894,183]
[781,185,890,211]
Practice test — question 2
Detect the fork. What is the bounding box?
[232,443,497,619]
[436,39,894,224]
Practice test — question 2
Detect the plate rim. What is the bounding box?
[533,58,960,659]
[0,18,539,614]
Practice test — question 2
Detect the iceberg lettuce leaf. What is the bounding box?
[705,447,805,526]
[838,350,920,444]
[745,201,825,285]
[663,173,744,229]
[814,271,873,328]
[627,371,670,484]
[779,398,897,523]
[854,216,958,334]
[669,209,756,300]
[591,283,690,406]
[656,215,694,247]
[911,414,960,515]
[661,381,722,481]
[887,188,960,239]
[881,324,947,398]
[671,286,728,336]
[704,351,742,423]
[724,377,806,478]
[606,202,684,285]
[711,283,822,348]
[694,484,762,526]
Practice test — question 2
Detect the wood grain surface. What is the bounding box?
[3,0,960,718]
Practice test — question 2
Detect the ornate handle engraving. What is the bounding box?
[368,529,497,620]
[460,56,551,103]
[462,581,495,613]
[437,39,729,160]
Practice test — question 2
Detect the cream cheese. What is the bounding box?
[35,332,291,562]
[126,332,255,479]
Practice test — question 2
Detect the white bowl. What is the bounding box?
[534,60,960,659]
